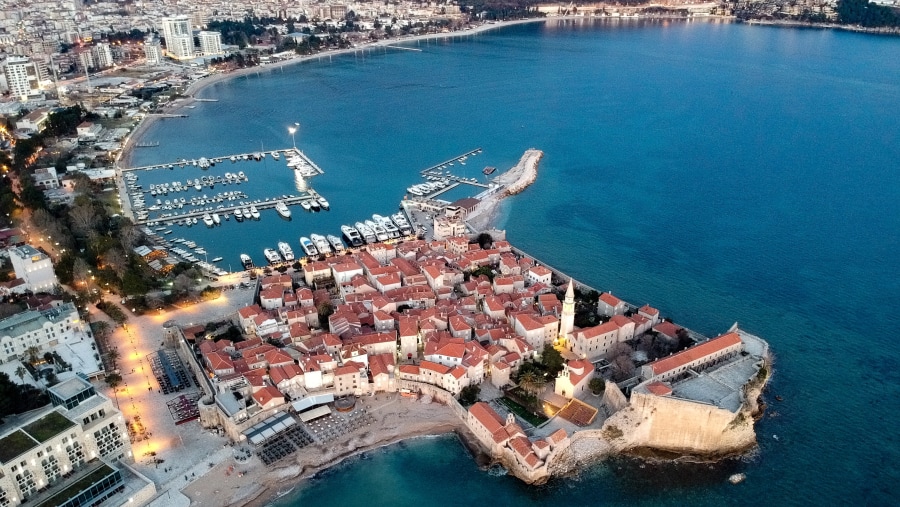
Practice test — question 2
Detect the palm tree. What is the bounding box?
[106,349,120,370]
[15,365,27,384]
[518,371,539,397]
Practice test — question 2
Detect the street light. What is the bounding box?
[288,123,299,150]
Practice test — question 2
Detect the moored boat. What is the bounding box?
[278,241,295,261]
[249,205,260,220]
[264,248,282,265]
[310,234,332,254]
[240,254,254,269]
[202,213,214,227]
[327,234,346,252]
[299,237,318,256]
[275,201,291,219]
[341,225,364,247]
[355,221,377,243]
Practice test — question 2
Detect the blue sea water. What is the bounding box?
[131,19,900,505]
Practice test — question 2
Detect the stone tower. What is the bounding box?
[559,279,575,342]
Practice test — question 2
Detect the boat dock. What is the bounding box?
[134,193,320,226]
[120,148,323,175]
[419,148,483,177]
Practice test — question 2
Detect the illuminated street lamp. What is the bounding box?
[288,122,299,150]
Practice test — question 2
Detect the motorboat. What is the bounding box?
[249,205,260,220]
[327,235,346,253]
[391,212,413,234]
[240,254,254,269]
[366,220,389,242]
[278,241,295,261]
[341,225,364,247]
[212,213,221,225]
[316,195,330,210]
[355,222,376,243]
[233,208,244,221]
[300,200,313,211]
[275,201,291,219]
[202,213,214,227]
[264,248,282,265]
[374,214,400,238]
[299,237,318,256]
[310,234,331,254]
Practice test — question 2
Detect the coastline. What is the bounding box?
[466,148,543,232]
[117,17,550,169]
[181,395,470,507]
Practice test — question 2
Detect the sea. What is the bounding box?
[129,18,900,506]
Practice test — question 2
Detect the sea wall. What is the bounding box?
[503,149,543,196]
[607,392,756,456]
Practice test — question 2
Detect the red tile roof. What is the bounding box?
[646,332,742,376]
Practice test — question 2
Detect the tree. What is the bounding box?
[540,344,565,376]
[476,232,493,249]
[518,370,545,398]
[14,365,27,384]
[317,300,334,321]
[589,377,605,396]
[459,385,481,406]
[105,372,122,390]
[69,202,99,237]
[25,346,40,364]
[106,349,119,369]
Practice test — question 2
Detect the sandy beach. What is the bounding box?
[466,148,544,232]
[117,18,551,169]
[181,395,471,507]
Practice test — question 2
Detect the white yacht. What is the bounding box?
[355,222,377,243]
[202,213,214,227]
[341,225,364,247]
[316,195,330,210]
[264,248,282,265]
[272,152,280,160]
[300,200,313,211]
[233,208,244,221]
[249,205,260,220]
[299,237,318,256]
[391,212,413,235]
[366,220,389,242]
[275,201,291,219]
[278,241,295,261]
[327,235,346,253]
[310,234,332,254]
[374,214,400,238]
[212,213,221,225]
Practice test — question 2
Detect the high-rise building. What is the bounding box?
[197,31,223,56]
[77,49,95,71]
[3,56,40,99]
[93,43,114,69]
[160,15,194,60]
[143,35,163,64]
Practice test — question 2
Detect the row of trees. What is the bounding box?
[837,0,900,27]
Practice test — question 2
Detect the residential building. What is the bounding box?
[198,31,223,56]
[32,167,59,189]
[8,244,58,293]
[3,56,41,99]
[143,35,163,64]
[93,43,114,69]
[160,15,194,60]
[0,376,135,507]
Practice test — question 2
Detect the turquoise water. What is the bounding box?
[132,19,900,505]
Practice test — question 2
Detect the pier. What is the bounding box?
[120,148,321,174]
[419,148,483,177]
[134,194,322,226]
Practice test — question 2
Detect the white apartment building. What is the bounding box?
[0,376,135,507]
[3,56,41,99]
[143,35,163,64]
[8,245,58,293]
[93,43,114,69]
[0,302,83,363]
[197,31,223,56]
[161,15,194,60]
